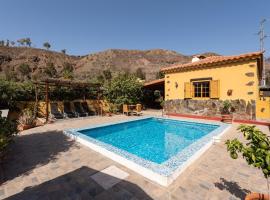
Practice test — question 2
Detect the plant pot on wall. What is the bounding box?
[221,100,233,123]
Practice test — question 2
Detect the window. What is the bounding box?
[193,81,210,98]
[184,80,219,99]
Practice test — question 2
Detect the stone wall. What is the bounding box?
[164,99,256,120]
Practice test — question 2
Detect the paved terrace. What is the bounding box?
[0,111,269,200]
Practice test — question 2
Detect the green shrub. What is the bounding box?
[44,63,57,78]
[0,112,18,155]
[0,79,35,109]
[18,63,31,77]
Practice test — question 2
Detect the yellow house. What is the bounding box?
[160,52,269,120]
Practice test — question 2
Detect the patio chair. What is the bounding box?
[50,103,64,119]
[63,102,76,118]
[134,104,142,116]
[74,102,88,117]
[81,102,96,116]
[123,104,131,116]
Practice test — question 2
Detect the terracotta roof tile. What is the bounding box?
[161,51,263,73]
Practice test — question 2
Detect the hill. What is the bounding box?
[1,46,266,82]
[74,49,194,80]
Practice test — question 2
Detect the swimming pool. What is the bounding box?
[64,117,229,186]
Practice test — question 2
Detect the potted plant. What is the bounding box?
[225,125,270,200]
[106,104,116,117]
[160,100,165,115]
[17,108,35,130]
[221,100,233,123]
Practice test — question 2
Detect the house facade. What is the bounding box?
[161,52,269,120]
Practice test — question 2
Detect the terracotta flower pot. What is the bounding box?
[221,114,233,123]
[19,124,33,131]
[107,113,113,117]
[245,192,270,200]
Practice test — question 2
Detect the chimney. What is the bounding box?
[191,55,206,63]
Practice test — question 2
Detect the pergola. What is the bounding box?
[33,78,102,122]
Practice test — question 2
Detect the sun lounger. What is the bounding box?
[81,102,96,116]
[63,102,76,118]
[50,103,64,119]
[74,102,88,117]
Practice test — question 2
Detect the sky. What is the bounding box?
[0,0,269,56]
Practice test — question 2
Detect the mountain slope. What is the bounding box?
[1,46,264,82]
[0,46,79,81]
[75,49,192,80]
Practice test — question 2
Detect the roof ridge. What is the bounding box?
[161,51,263,73]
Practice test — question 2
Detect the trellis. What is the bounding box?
[32,78,102,122]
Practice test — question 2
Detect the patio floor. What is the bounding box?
[0,111,269,200]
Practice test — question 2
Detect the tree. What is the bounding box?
[44,63,57,77]
[62,62,74,79]
[17,38,25,46]
[97,75,105,83]
[63,62,73,72]
[61,49,66,54]
[62,70,73,79]
[18,63,31,79]
[10,41,15,46]
[135,68,146,80]
[4,67,18,81]
[156,71,165,79]
[0,41,4,46]
[25,38,31,47]
[5,40,9,47]
[43,42,51,50]
[103,69,112,81]
[104,74,143,110]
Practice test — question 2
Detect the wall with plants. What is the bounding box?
[0,79,100,110]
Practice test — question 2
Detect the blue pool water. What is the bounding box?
[79,118,219,164]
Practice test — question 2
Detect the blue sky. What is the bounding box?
[0,0,269,56]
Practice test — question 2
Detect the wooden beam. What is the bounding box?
[34,83,38,119]
[45,81,49,122]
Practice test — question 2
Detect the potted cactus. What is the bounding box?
[221,100,233,123]
[225,125,270,200]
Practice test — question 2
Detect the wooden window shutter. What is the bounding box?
[210,80,220,98]
[184,82,192,99]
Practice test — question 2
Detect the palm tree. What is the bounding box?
[43,42,51,50]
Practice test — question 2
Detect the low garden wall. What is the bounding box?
[164,99,256,120]
[8,99,109,120]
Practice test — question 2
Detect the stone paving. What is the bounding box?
[0,111,269,200]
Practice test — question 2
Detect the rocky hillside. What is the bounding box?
[0,46,79,81]
[74,49,193,80]
[0,46,268,82]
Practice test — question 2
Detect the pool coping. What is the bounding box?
[63,116,230,186]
